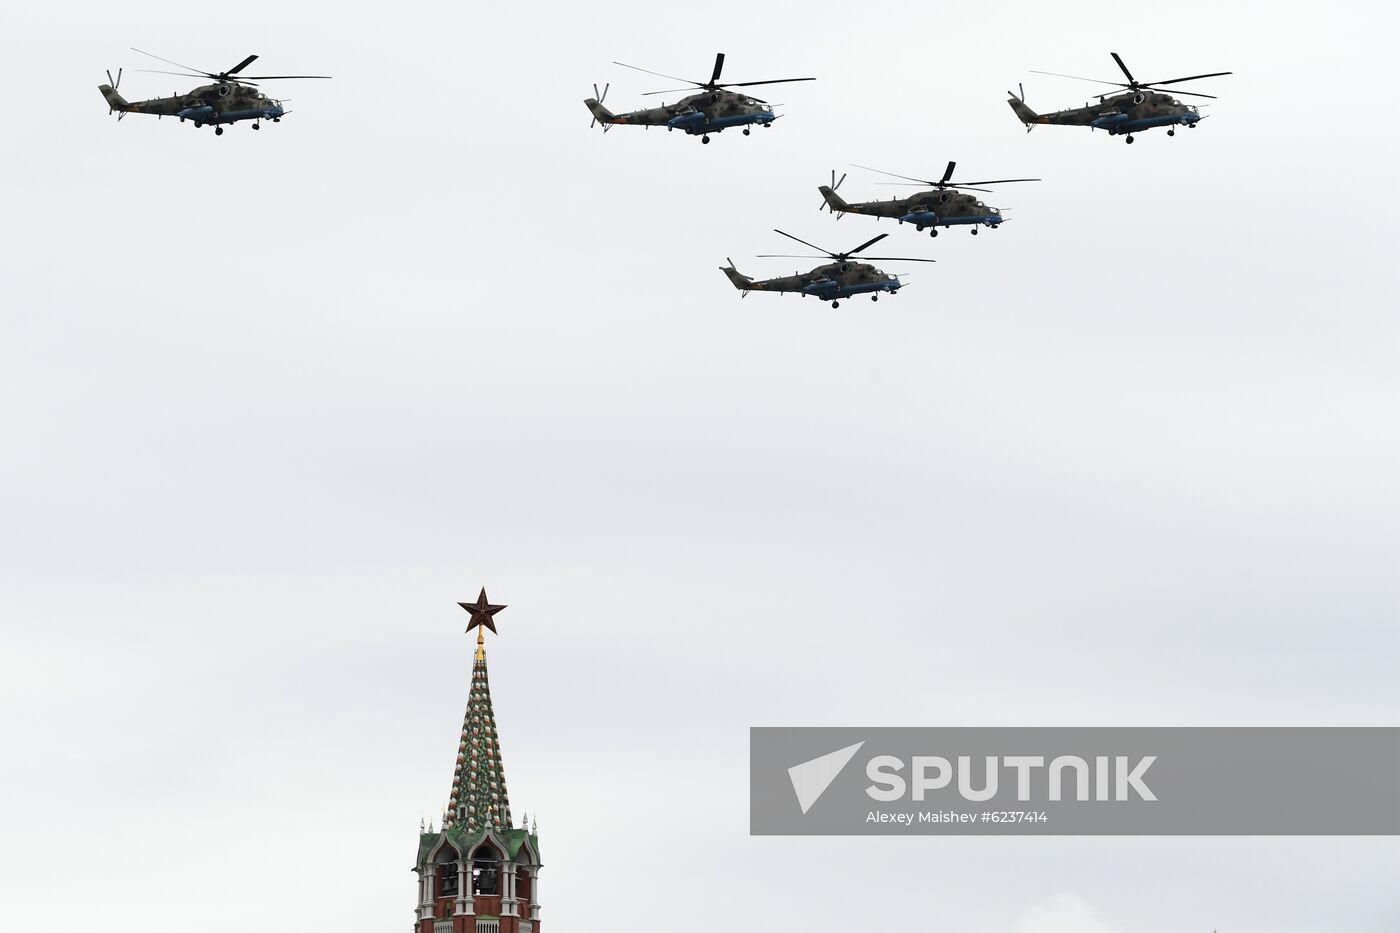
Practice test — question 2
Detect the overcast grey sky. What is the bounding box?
[2,0,1398,931]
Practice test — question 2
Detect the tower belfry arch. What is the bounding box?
[415,589,542,933]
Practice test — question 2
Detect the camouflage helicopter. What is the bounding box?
[720,230,934,308]
[818,161,1040,237]
[98,48,330,135]
[1009,52,1230,144]
[584,53,814,144]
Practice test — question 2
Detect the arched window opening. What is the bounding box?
[471,841,503,896]
[440,866,459,896]
[436,846,461,897]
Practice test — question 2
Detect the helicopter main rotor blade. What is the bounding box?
[1141,71,1233,87]
[1030,69,1130,88]
[612,60,701,86]
[1148,87,1218,99]
[940,161,956,184]
[852,164,937,185]
[641,87,700,96]
[772,229,833,255]
[858,256,938,263]
[846,233,889,256]
[235,74,332,80]
[130,47,211,77]
[226,54,259,76]
[1110,52,1137,85]
[134,68,213,79]
[720,77,816,88]
[710,52,725,86]
[756,254,827,259]
[872,182,994,193]
[954,178,1041,186]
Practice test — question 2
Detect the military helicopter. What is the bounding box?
[1008,52,1230,144]
[584,53,814,144]
[97,48,330,135]
[818,161,1040,237]
[720,230,934,308]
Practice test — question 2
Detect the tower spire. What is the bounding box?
[446,588,514,833]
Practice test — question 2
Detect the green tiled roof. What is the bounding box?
[418,827,540,864]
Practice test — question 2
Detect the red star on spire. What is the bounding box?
[458,588,507,635]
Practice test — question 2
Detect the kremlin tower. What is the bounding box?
[414,589,542,933]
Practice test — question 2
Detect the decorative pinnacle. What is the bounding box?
[458,588,507,660]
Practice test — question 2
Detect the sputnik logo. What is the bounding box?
[787,741,865,815]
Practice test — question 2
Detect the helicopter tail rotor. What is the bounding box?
[589,82,610,128]
[818,170,848,214]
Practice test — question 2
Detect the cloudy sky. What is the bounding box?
[2,0,1397,931]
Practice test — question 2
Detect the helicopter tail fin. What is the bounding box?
[1007,90,1039,129]
[99,84,132,114]
[584,97,618,126]
[720,261,754,291]
[818,185,849,213]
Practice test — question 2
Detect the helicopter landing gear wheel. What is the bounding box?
[930,229,938,237]
[743,128,750,135]
[871,295,878,302]
[831,301,840,309]
[253,123,260,130]
[215,126,224,136]
[971,228,978,235]
[1125,134,1134,144]
[1167,128,1175,136]
[273,117,280,123]
[701,135,710,144]
[763,122,771,128]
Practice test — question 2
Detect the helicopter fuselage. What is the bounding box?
[585,88,777,138]
[1012,89,1202,136]
[819,186,1005,232]
[722,260,902,303]
[98,81,285,127]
